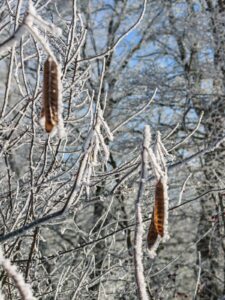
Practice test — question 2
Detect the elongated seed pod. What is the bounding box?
[147,210,158,250]
[147,179,166,257]
[154,179,164,237]
[40,56,61,133]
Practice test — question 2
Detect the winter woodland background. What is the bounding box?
[0,0,225,299]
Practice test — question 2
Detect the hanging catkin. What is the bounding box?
[147,178,167,258]
[146,129,170,258]
[147,210,158,250]
[153,179,164,237]
[40,56,63,135]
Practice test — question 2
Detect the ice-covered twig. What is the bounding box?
[112,89,157,134]
[170,111,204,151]
[62,107,113,208]
[0,1,61,57]
[97,109,114,141]
[147,128,170,258]
[147,147,163,180]
[28,2,62,35]
[26,2,61,59]
[65,106,113,200]
[0,248,36,300]
[177,173,192,206]
[84,107,113,164]
[134,125,150,300]
[25,25,56,60]
[193,251,202,299]
[0,16,32,54]
[77,0,147,63]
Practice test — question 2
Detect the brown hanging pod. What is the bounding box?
[147,178,165,256]
[153,179,165,237]
[147,210,158,250]
[40,56,62,134]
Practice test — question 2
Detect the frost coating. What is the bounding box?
[82,107,113,197]
[134,125,150,300]
[146,129,170,258]
[0,1,62,54]
[0,248,36,300]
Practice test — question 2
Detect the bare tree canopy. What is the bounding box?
[0,0,225,299]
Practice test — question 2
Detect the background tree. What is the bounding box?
[0,0,224,299]
[81,0,225,298]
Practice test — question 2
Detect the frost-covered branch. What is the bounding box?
[134,125,150,300]
[77,0,147,62]
[0,248,36,300]
[0,1,61,57]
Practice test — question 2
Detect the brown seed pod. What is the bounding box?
[147,210,158,250]
[147,179,165,254]
[154,179,164,237]
[40,56,61,133]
